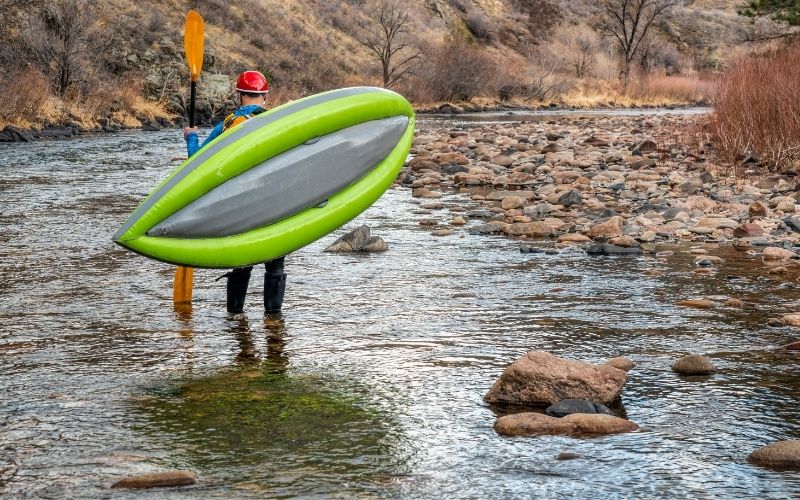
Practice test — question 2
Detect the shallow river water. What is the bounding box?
[0,124,798,498]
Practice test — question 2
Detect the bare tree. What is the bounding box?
[594,0,676,89]
[358,1,422,88]
[23,0,94,96]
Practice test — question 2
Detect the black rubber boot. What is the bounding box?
[264,273,286,314]
[225,267,252,314]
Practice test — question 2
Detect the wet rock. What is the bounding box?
[545,399,613,418]
[676,299,715,309]
[520,245,546,253]
[734,223,764,238]
[586,243,643,256]
[0,125,34,142]
[768,266,788,275]
[556,233,592,244]
[724,298,745,308]
[672,354,717,375]
[451,216,466,226]
[469,222,504,234]
[419,219,438,226]
[763,247,798,261]
[747,440,800,469]
[639,230,657,242]
[782,340,800,350]
[557,190,582,208]
[503,222,553,237]
[412,187,442,199]
[431,229,454,236]
[586,216,625,239]
[324,226,387,252]
[606,357,635,372]
[781,314,800,327]
[607,235,640,248]
[494,412,638,437]
[111,470,197,489]
[484,351,627,406]
[555,452,582,460]
[784,217,800,233]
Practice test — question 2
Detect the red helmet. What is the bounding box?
[235,71,269,93]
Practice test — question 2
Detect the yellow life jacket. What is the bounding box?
[222,106,266,132]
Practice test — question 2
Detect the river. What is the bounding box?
[0,120,798,497]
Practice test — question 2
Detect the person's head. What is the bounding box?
[235,70,269,107]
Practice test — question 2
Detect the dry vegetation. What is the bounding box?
[709,42,800,170]
[0,0,777,131]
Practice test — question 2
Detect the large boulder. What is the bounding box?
[747,440,800,469]
[484,351,628,406]
[494,412,638,437]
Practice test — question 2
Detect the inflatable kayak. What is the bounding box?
[112,87,414,268]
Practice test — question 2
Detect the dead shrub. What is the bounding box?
[464,9,495,42]
[409,37,496,102]
[632,75,714,104]
[709,44,800,169]
[0,66,50,124]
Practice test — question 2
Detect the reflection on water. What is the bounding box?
[0,129,798,498]
[136,316,405,497]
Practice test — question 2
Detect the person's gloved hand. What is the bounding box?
[183,126,199,140]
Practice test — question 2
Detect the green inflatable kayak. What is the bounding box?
[112,87,415,268]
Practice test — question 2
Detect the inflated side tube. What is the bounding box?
[112,87,415,268]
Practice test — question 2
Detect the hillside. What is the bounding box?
[0,0,769,130]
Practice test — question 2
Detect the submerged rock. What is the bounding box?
[762,247,798,261]
[545,399,612,418]
[484,351,628,406]
[782,340,800,350]
[494,412,638,437]
[672,354,717,375]
[748,440,800,469]
[675,299,715,309]
[586,243,643,256]
[324,226,388,253]
[554,452,582,460]
[111,470,196,489]
[606,357,635,372]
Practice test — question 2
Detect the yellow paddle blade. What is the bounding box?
[173,266,194,303]
[184,10,205,82]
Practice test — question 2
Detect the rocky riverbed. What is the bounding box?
[402,113,800,276]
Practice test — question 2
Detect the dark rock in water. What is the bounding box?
[324,225,387,252]
[142,121,162,132]
[586,243,643,256]
[443,164,469,174]
[545,399,613,418]
[555,452,582,460]
[748,440,800,469]
[784,218,800,234]
[520,245,545,254]
[557,189,582,208]
[469,223,504,234]
[0,125,34,142]
[672,354,717,375]
[466,209,496,219]
[112,470,196,489]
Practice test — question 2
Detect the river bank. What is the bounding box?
[403,113,800,282]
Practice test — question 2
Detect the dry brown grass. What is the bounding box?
[0,67,51,128]
[709,44,800,170]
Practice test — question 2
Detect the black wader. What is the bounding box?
[225,256,286,314]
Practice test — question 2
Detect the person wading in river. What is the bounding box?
[182,70,287,315]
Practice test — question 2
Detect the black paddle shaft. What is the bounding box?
[189,81,197,127]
